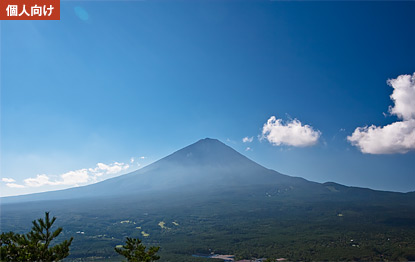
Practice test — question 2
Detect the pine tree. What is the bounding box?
[115,237,160,262]
[0,212,73,262]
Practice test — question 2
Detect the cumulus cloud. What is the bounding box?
[348,120,415,154]
[387,73,415,121]
[245,147,252,151]
[1,178,16,183]
[24,174,57,187]
[242,136,254,143]
[6,161,131,189]
[348,73,415,154]
[261,116,321,147]
[61,169,90,185]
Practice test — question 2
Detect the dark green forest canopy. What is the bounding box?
[1,189,414,261]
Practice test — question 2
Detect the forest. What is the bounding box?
[2,188,414,261]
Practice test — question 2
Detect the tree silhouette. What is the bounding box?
[115,237,160,262]
[0,212,73,262]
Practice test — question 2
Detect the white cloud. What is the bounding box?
[17,161,131,189]
[60,169,89,185]
[1,178,16,183]
[24,174,56,187]
[242,136,254,143]
[261,116,321,147]
[245,147,252,151]
[140,156,146,159]
[348,73,415,154]
[6,183,25,188]
[387,73,415,121]
[90,162,129,175]
[130,157,135,163]
[348,120,415,154]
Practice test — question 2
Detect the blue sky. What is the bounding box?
[1,1,414,196]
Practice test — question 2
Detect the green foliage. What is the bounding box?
[115,237,160,262]
[0,212,73,262]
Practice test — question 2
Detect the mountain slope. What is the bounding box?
[1,138,409,204]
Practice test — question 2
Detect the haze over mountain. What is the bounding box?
[2,138,411,204]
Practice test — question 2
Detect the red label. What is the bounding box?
[0,0,60,20]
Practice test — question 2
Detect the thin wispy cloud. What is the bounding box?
[348,73,415,154]
[1,178,24,188]
[242,136,254,143]
[88,162,129,175]
[1,178,16,183]
[5,183,25,188]
[261,116,321,147]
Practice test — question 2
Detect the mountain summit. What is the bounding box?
[161,138,252,166]
[157,138,265,169]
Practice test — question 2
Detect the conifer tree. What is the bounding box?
[115,237,160,262]
[0,212,73,262]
